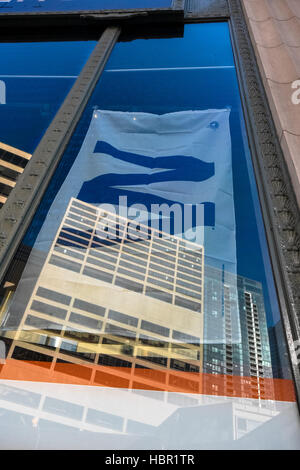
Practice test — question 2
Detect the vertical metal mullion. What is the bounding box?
[0,26,121,283]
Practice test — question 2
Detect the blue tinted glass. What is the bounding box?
[108,23,234,69]
[0,23,297,450]
[0,41,96,154]
[0,0,172,13]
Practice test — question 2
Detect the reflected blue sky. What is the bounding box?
[0,41,96,152]
[0,0,172,13]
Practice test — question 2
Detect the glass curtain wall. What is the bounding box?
[0,23,298,450]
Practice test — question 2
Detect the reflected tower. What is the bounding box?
[203,265,274,400]
[0,141,32,209]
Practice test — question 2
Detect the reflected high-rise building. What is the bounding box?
[0,197,291,442]
[1,197,205,395]
[0,141,32,209]
[268,320,293,380]
[1,197,275,401]
[203,265,274,400]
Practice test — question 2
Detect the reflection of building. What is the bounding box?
[0,197,294,442]
[3,197,204,395]
[0,245,32,330]
[0,379,284,448]
[0,141,32,208]
[203,266,274,401]
[269,321,293,380]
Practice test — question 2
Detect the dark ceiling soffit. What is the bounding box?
[0,24,184,43]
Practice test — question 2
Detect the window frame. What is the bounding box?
[0,0,299,410]
[0,0,184,40]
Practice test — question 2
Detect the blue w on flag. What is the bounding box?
[32,109,236,272]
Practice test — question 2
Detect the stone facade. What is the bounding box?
[242,0,300,207]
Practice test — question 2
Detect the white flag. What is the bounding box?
[34,109,236,270]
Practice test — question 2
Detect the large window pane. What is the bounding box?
[0,23,298,449]
[0,40,96,208]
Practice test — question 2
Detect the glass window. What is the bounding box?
[0,40,96,208]
[0,23,298,449]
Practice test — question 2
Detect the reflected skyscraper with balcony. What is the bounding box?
[203,265,273,400]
